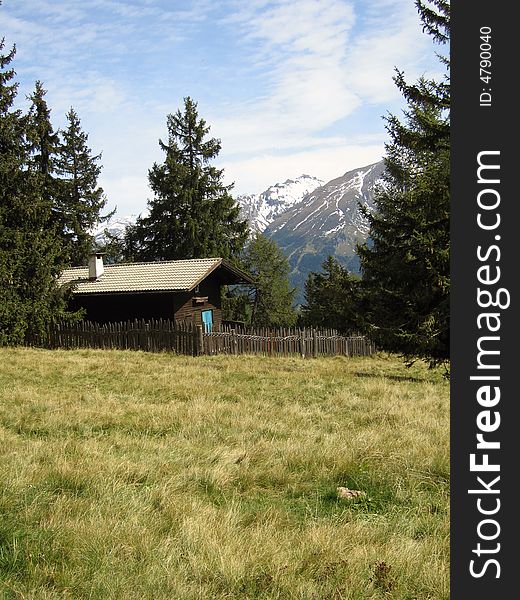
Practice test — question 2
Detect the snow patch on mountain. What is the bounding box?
[264,160,385,303]
[236,174,324,233]
[91,214,139,246]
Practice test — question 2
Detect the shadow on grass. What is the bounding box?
[353,371,423,383]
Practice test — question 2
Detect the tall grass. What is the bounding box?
[0,348,449,599]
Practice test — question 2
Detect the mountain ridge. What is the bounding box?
[235,174,324,233]
[93,159,385,303]
[265,160,385,302]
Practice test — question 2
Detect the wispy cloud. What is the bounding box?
[213,0,358,152]
[201,0,437,195]
[0,0,439,213]
[210,0,433,158]
[344,1,436,103]
[219,139,385,193]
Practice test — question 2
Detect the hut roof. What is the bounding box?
[59,257,254,295]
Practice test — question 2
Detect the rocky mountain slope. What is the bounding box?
[92,214,138,247]
[92,160,385,304]
[265,160,385,302]
[236,174,324,233]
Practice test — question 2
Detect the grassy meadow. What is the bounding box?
[0,348,449,599]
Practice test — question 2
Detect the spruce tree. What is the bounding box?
[0,38,24,343]
[125,97,248,261]
[25,81,59,176]
[54,108,109,266]
[93,228,126,265]
[24,80,60,232]
[0,40,69,345]
[226,232,296,328]
[301,256,363,332]
[357,0,450,367]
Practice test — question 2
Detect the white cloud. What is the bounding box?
[220,141,385,196]
[206,0,434,163]
[1,0,441,215]
[99,174,152,217]
[206,0,360,158]
[344,3,435,103]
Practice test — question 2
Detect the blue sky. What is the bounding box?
[1,0,443,217]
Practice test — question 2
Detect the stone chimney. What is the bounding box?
[88,253,104,280]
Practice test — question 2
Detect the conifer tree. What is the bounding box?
[54,108,109,266]
[301,256,363,331]
[0,39,69,344]
[225,232,296,328]
[24,80,60,231]
[93,228,126,265]
[124,97,248,261]
[357,0,450,367]
[25,81,59,176]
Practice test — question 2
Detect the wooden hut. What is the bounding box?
[59,254,254,330]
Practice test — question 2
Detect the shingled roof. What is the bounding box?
[59,257,254,295]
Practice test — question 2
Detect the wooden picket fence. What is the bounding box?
[204,324,375,358]
[40,319,198,354]
[36,319,376,358]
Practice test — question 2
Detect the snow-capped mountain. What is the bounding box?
[92,214,139,246]
[89,161,385,304]
[265,160,385,302]
[91,171,323,246]
[236,174,324,233]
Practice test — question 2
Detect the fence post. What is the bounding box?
[197,325,204,356]
[231,329,238,355]
[191,323,197,356]
[313,329,318,358]
[299,329,305,358]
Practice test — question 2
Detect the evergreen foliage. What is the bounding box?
[125,97,248,261]
[300,256,362,331]
[25,81,59,177]
[357,0,450,368]
[225,232,296,328]
[54,108,110,266]
[221,288,252,326]
[93,228,126,265]
[0,40,70,345]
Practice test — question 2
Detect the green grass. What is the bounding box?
[0,348,449,599]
